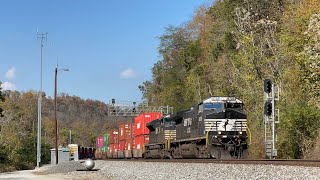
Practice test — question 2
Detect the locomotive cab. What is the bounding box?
[145,115,177,158]
[200,97,248,159]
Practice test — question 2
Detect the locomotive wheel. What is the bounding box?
[235,146,248,159]
[241,149,248,159]
[209,146,221,159]
[195,146,202,158]
[221,150,231,159]
[160,149,165,159]
[210,146,234,159]
[173,146,182,159]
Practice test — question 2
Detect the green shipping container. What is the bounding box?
[101,146,109,153]
[103,133,109,146]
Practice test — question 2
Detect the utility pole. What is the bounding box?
[54,65,58,164]
[54,65,69,164]
[37,32,47,168]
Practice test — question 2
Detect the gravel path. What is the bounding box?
[2,160,320,180]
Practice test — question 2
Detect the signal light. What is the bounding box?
[264,79,272,93]
[264,101,272,116]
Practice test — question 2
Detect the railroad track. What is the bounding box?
[101,158,320,167]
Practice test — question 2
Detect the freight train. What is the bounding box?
[96,97,248,159]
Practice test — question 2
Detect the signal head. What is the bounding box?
[264,79,272,93]
[264,101,273,116]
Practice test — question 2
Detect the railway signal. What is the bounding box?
[264,101,272,116]
[264,79,280,159]
[264,79,272,93]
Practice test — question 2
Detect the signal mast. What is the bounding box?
[264,79,280,159]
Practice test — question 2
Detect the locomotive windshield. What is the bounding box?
[163,118,176,127]
[225,103,243,109]
[204,103,224,109]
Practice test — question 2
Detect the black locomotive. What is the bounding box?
[145,97,248,159]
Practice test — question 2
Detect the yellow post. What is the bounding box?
[206,124,215,147]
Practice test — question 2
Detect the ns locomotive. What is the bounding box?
[145,97,248,159]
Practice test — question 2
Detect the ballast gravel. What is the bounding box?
[37,161,86,174]
[35,160,320,180]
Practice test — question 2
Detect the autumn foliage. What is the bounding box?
[140,0,320,159]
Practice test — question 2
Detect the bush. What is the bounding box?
[279,102,320,159]
[0,144,10,164]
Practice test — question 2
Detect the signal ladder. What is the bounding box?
[265,121,275,158]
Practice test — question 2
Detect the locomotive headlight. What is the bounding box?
[239,131,243,135]
[218,131,222,134]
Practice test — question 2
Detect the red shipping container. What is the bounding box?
[96,135,104,148]
[112,143,119,158]
[109,143,114,154]
[119,123,133,141]
[134,112,161,136]
[109,129,119,144]
[125,138,133,151]
[109,143,119,152]
[118,140,133,151]
[134,134,149,150]
[114,143,119,151]
[119,141,125,151]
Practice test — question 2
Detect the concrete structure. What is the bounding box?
[50,147,70,164]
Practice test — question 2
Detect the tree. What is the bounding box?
[139,0,320,159]
[0,82,4,117]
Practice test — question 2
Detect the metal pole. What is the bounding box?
[37,37,43,168]
[37,97,40,167]
[54,66,58,164]
[37,32,47,167]
[272,84,275,158]
[33,118,35,147]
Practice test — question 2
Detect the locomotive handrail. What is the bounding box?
[206,124,215,147]
[165,139,168,150]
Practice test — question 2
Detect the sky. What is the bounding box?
[0,0,212,104]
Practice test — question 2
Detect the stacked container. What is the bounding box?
[95,135,104,159]
[118,122,133,158]
[133,112,161,158]
[102,132,109,159]
[109,129,119,158]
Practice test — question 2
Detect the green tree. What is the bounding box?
[0,82,4,117]
[139,0,320,159]
[279,103,320,158]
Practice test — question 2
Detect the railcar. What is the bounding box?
[78,146,95,159]
[145,97,248,159]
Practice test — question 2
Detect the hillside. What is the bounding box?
[139,0,320,159]
[0,90,132,170]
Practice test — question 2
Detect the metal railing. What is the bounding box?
[107,101,173,116]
